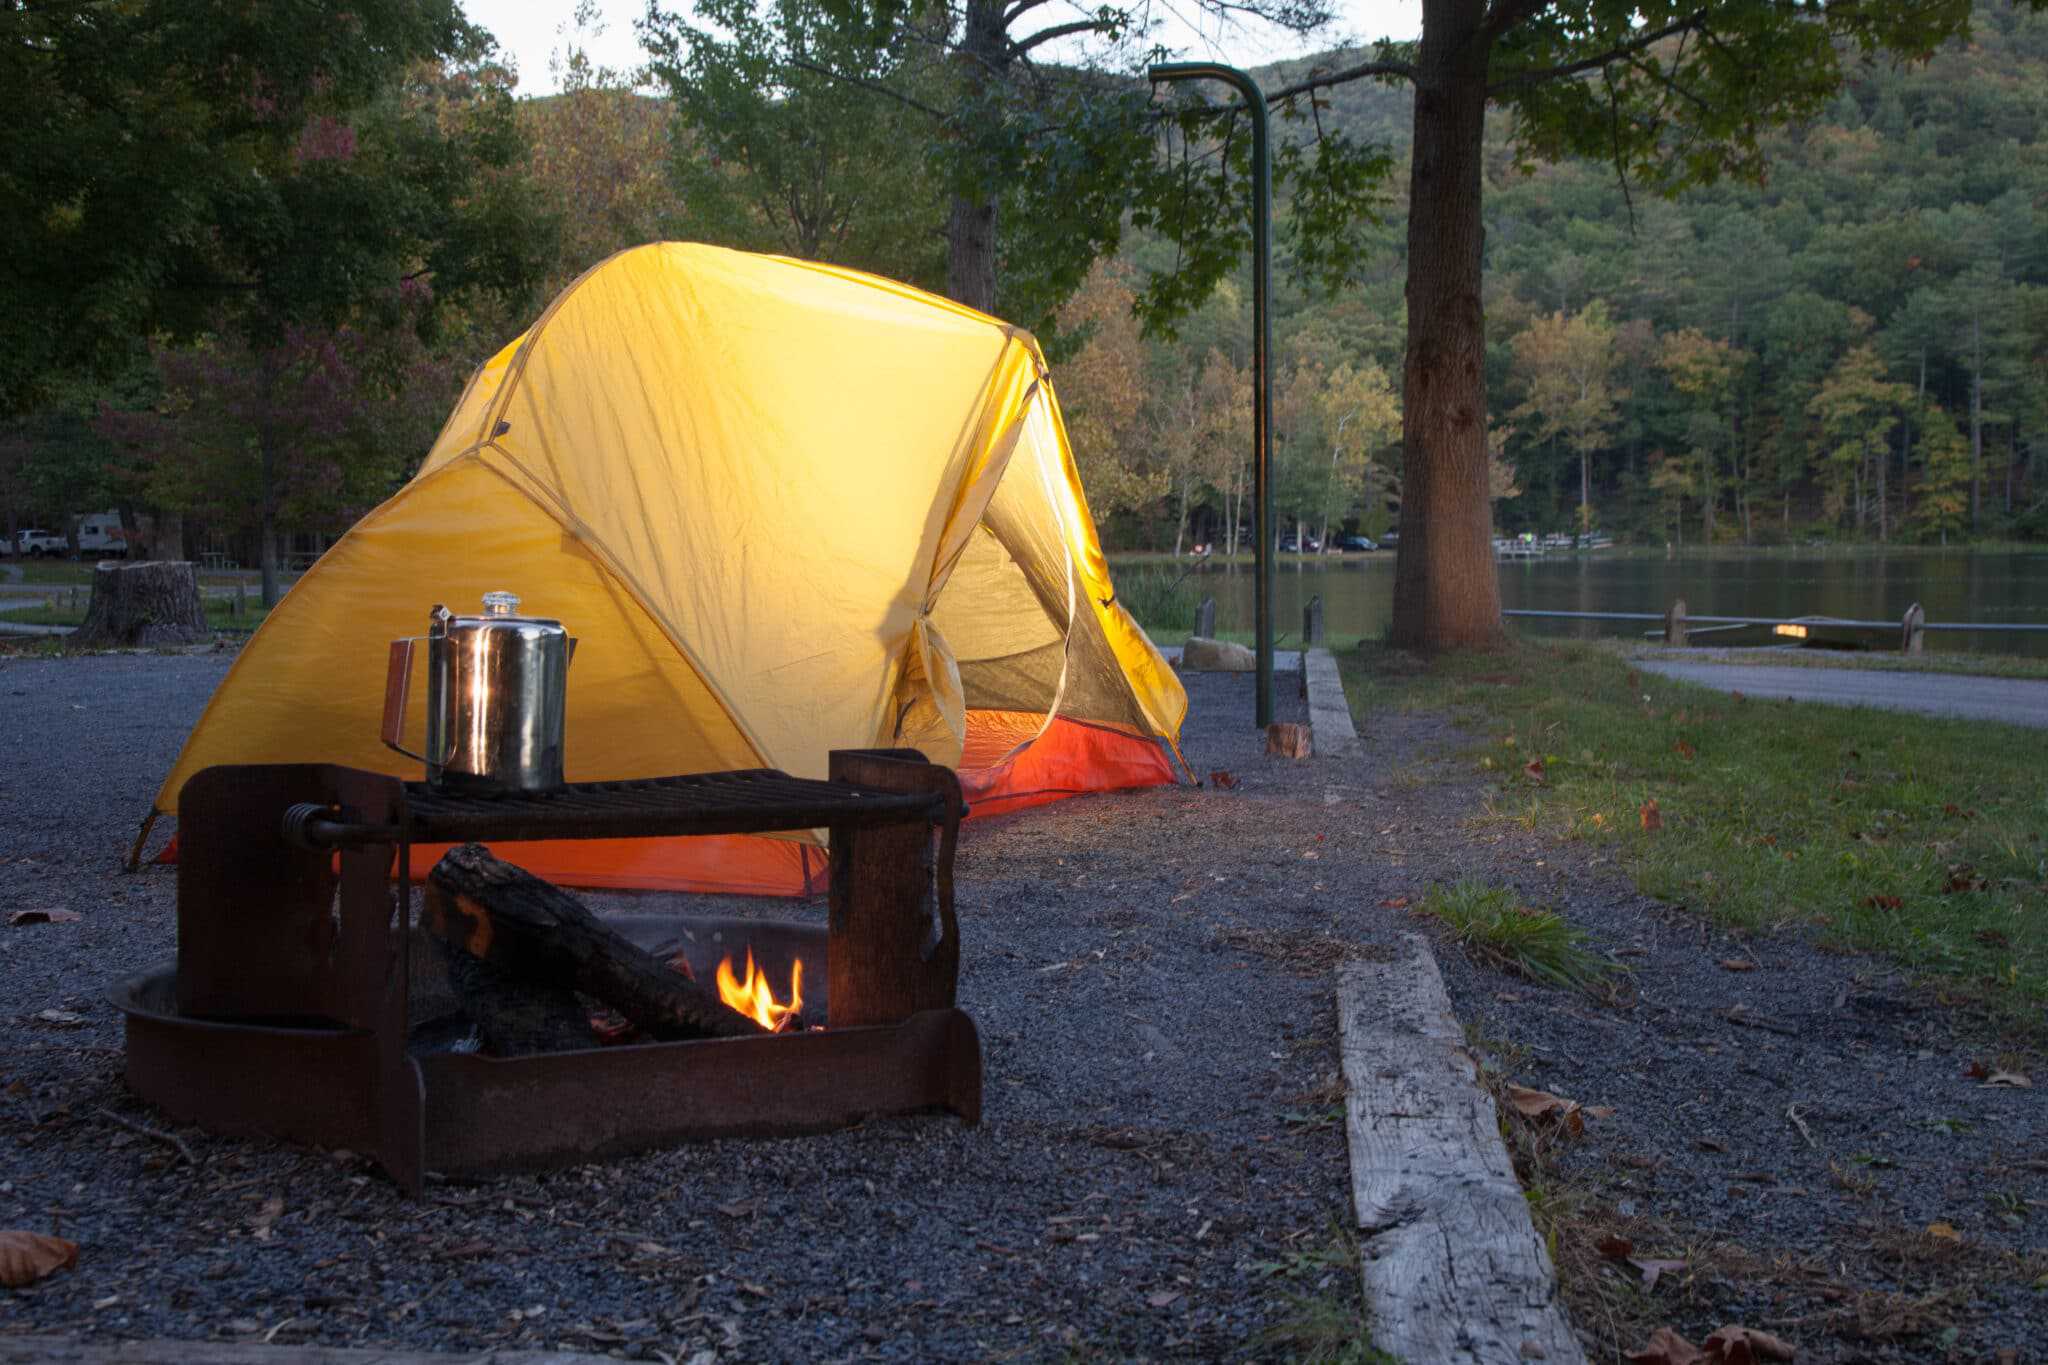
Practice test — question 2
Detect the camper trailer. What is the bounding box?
[77,512,129,557]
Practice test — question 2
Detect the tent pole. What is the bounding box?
[1148,62,1274,727]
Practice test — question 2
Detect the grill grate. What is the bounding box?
[394,769,945,843]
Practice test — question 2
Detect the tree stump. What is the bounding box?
[70,560,209,647]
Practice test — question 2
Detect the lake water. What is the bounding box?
[1157,550,2048,656]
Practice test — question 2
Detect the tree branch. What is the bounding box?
[785,57,949,120]
[1003,0,1058,23]
[1260,58,1417,103]
[1485,10,1709,95]
[1482,0,1548,44]
[1011,15,1118,57]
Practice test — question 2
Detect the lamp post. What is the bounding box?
[1148,60,1274,729]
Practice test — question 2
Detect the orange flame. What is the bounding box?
[716,948,804,1032]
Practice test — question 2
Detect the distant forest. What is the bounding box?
[1070,0,2047,550]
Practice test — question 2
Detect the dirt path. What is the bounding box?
[0,651,2039,1361]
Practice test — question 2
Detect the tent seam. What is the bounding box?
[467,441,783,776]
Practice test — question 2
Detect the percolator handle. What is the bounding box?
[380,637,430,764]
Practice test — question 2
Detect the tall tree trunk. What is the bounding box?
[1173,474,1190,556]
[944,0,1005,312]
[1389,0,1501,652]
[1969,316,1982,533]
[258,425,281,608]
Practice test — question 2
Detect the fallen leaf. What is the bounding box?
[1505,1085,1585,1136]
[1640,799,1663,831]
[1625,1326,1704,1365]
[1523,759,1546,784]
[1596,1235,1634,1259]
[1585,1105,1617,1119]
[1702,1325,1796,1361]
[1630,1258,1689,1292]
[8,909,80,926]
[1673,739,1696,761]
[1719,959,1757,972]
[1146,1289,1183,1308]
[1965,1059,1991,1080]
[1984,1071,2031,1088]
[1209,770,1239,790]
[1378,896,1409,909]
[1859,894,1902,910]
[714,1200,754,1218]
[1925,1221,1962,1243]
[1730,690,1745,702]
[1942,864,1987,894]
[0,1230,79,1287]
[35,1009,84,1026]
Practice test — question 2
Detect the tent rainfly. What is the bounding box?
[146,243,1190,895]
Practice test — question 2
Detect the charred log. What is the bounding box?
[435,937,594,1056]
[425,843,762,1041]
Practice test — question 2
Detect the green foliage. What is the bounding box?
[641,0,946,290]
[1114,565,1201,636]
[0,3,555,414]
[1418,880,1619,998]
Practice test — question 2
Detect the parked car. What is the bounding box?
[16,529,70,557]
[1332,534,1378,553]
[1278,534,1321,553]
[1378,529,1399,548]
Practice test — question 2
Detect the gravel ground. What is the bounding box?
[1,649,2041,1362]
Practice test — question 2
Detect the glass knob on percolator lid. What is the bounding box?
[481,591,521,617]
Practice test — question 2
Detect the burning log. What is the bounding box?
[425,843,764,1044]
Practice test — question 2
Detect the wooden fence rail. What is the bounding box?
[1502,601,2048,654]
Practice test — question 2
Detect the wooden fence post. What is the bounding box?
[1194,596,1216,638]
[1303,595,1324,647]
[1902,602,1925,656]
[1664,598,1688,648]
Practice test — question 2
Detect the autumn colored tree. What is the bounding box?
[1808,343,1913,536]
[1314,360,1402,546]
[1658,329,1747,542]
[1052,264,1164,521]
[520,3,671,297]
[1509,303,1626,531]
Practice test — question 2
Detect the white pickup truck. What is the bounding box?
[15,529,70,558]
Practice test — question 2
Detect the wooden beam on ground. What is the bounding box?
[1338,935,1585,1364]
[1304,647,1360,758]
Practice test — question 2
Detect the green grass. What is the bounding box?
[1629,643,2048,682]
[1115,564,1202,636]
[1419,879,1621,998]
[1251,1224,1401,1365]
[1341,640,2048,1024]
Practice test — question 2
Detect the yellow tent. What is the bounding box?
[151,243,1188,894]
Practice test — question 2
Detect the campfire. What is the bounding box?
[118,752,983,1193]
[716,949,804,1032]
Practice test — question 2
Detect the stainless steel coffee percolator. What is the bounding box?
[380,592,575,794]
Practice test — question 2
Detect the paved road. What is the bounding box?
[1639,659,2048,728]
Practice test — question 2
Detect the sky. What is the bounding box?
[463,0,1422,96]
